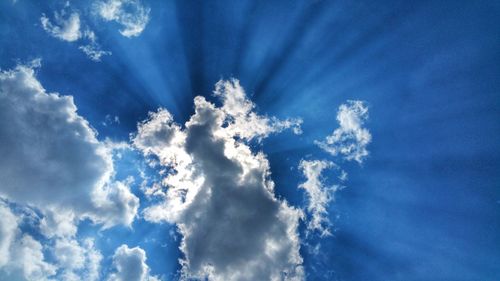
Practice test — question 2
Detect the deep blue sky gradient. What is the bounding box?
[1,1,499,280]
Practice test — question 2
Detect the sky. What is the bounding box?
[0,0,499,281]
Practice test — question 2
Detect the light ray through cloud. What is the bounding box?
[0,1,499,281]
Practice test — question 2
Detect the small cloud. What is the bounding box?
[95,0,151,37]
[315,100,371,163]
[41,10,82,42]
[40,5,111,62]
[107,245,159,281]
[102,114,121,126]
[79,30,111,61]
[299,159,341,236]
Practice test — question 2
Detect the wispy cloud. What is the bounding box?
[299,160,341,236]
[79,30,112,61]
[95,0,150,37]
[315,100,371,163]
[40,4,111,61]
[41,10,82,42]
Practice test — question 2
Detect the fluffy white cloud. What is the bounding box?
[107,245,158,281]
[299,160,341,236]
[39,208,78,239]
[0,201,103,281]
[0,63,139,228]
[132,80,304,281]
[41,10,82,42]
[83,239,103,281]
[213,79,302,140]
[3,234,57,281]
[315,100,371,163]
[53,238,103,281]
[0,202,56,281]
[95,0,150,37]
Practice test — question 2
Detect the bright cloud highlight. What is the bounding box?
[133,79,304,281]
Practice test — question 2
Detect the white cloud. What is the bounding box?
[79,30,112,61]
[39,208,78,239]
[53,238,103,281]
[95,0,151,37]
[299,160,341,236]
[6,234,57,281]
[0,202,56,281]
[0,201,18,267]
[315,100,371,163]
[41,10,82,42]
[213,79,303,140]
[0,63,139,229]
[132,79,304,281]
[40,5,111,61]
[83,239,103,281]
[107,245,158,281]
[54,238,86,271]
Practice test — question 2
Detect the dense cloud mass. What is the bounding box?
[315,100,371,163]
[133,80,304,281]
[0,63,138,227]
[0,63,140,280]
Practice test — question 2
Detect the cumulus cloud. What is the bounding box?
[299,160,341,236]
[53,238,103,281]
[108,245,158,281]
[0,202,56,281]
[132,79,304,280]
[10,235,58,281]
[95,0,150,37]
[0,63,139,229]
[41,10,82,42]
[315,100,371,163]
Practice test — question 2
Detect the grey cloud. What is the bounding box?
[108,245,158,281]
[0,63,139,230]
[133,80,304,281]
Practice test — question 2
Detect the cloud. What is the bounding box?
[132,79,304,280]
[299,160,341,236]
[95,0,150,37]
[0,63,139,229]
[40,4,111,61]
[79,30,112,62]
[315,100,371,163]
[11,235,58,281]
[107,245,158,281]
[41,10,82,42]
[53,238,103,281]
[213,79,303,140]
[0,202,57,281]
[0,201,17,268]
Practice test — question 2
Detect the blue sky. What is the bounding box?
[0,1,499,281]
